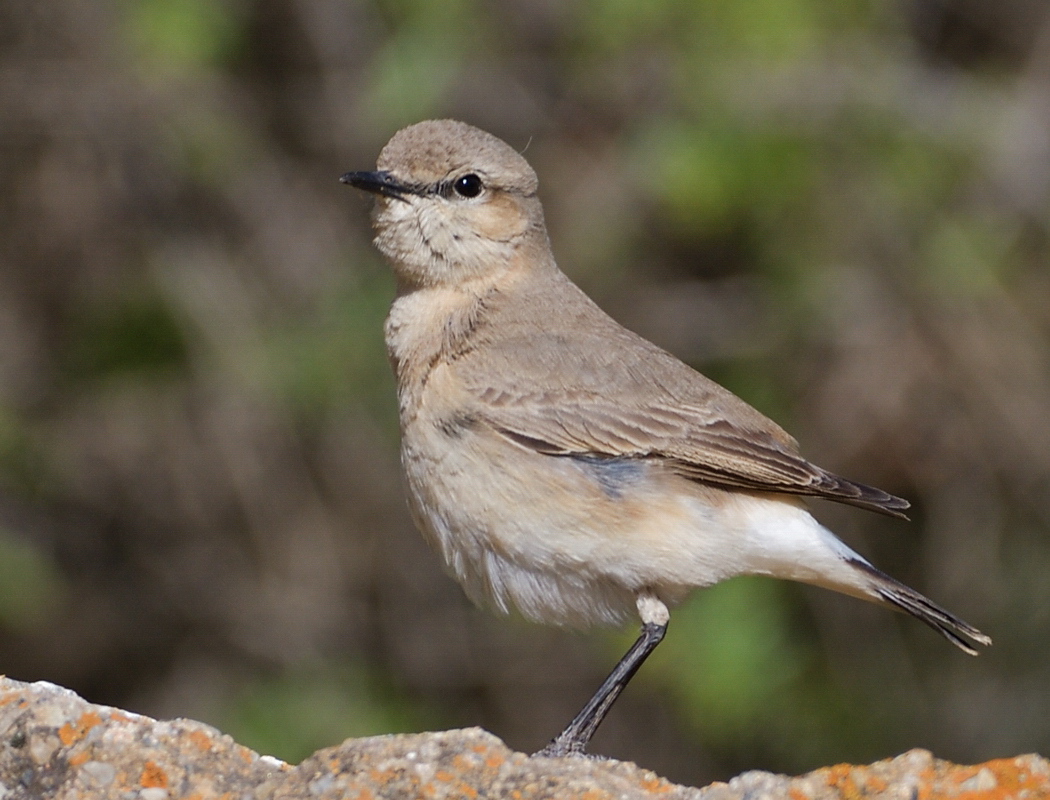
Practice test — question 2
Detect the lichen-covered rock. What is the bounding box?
[0,676,287,799]
[707,750,1050,800]
[0,676,1046,799]
[284,727,700,799]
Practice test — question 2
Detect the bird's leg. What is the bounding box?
[535,595,669,758]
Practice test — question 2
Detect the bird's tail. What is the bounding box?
[849,558,991,655]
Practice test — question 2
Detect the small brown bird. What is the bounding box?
[341,119,990,758]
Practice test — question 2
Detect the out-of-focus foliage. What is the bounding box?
[2,0,1049,786]
[218,661,424,763]
[0,531,64,631]
[647,579,813,739]
[127,0,243,74]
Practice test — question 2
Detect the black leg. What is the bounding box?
[535,620,667,758]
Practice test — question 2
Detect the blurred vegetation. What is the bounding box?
[2,0,1049,785]
[218,660,425,764]
[0,531,64,631]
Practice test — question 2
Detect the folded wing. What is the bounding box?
[455,305,909,519]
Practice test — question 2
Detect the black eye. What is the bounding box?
[453,174,483,198]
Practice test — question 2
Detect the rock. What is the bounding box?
[0,676,1046,799]
[0,677,285,799]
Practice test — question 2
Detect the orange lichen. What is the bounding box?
[58,711,102,746]
[807,754,1050,800]
[434,770,454,782]
[579,789,611,800]
[639,775,675,794]
[822,761,913,800]
[947,756,1049,800]
[68,752,90,766]
[80,711,102,730]
[368,768,395,784]
[822,763,861,800]
[187,729,213,753]
[865,775,888,792]
[484,754,505,770]
[140,761,169,788]
[58,723,77,746]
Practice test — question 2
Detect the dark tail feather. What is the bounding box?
[850,559,992,655]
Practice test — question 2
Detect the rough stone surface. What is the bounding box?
[0,676,1046,800]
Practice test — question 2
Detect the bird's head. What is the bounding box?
[343,120,548,290]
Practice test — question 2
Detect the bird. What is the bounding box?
[340,119,990,758]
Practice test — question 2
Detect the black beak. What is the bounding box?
[340,170,414,200]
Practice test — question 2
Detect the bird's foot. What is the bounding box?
[532,737,609,760]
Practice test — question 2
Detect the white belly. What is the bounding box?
[399,413,870,629]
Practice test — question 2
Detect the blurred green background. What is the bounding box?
[2,0,1049,786]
